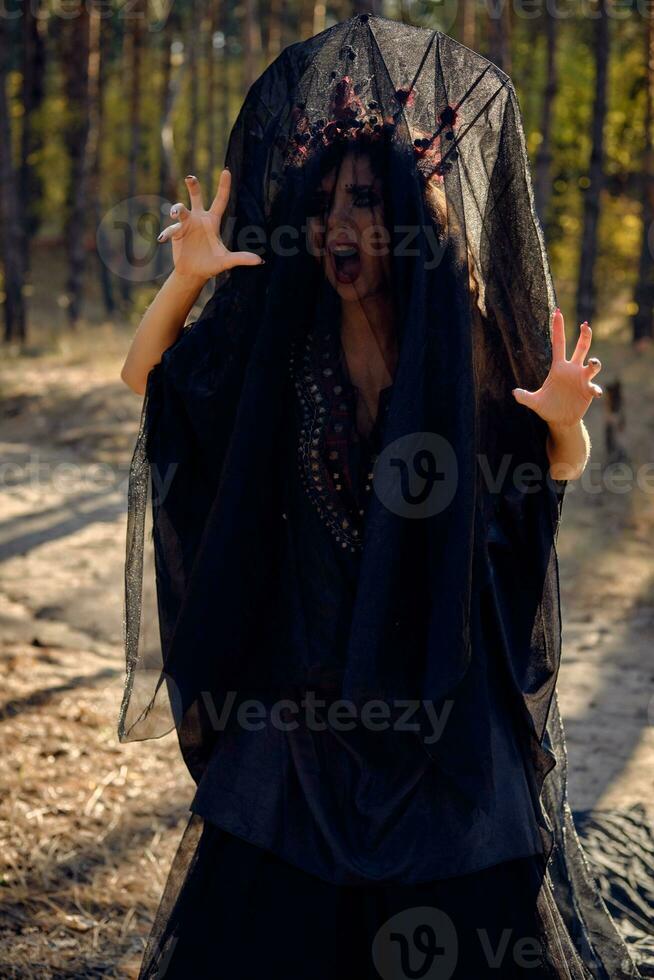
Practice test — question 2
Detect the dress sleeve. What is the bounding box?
[118,274,250,748]
[478,76,568,541]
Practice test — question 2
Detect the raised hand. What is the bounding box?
[157,170,264,282]
[512,308,603,427]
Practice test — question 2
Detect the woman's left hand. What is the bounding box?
[512,307,603,427]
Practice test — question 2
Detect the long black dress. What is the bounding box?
[133,335,586,980]
[118,15,643,980]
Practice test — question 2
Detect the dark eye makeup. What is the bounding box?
[346,184,381,208]
[307,181,382,216]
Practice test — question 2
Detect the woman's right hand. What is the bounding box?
[157,169,264,282]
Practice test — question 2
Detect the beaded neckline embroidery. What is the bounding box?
[289,328,384,554]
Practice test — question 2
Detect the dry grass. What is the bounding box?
[0,309,195,978]
[0,641,192,979]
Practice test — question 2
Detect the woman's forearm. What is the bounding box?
[546,419,590,481]
[120,269,208,395]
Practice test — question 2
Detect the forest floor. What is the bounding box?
[0,304,653,977]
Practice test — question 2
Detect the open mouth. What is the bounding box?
[329,242,361,285]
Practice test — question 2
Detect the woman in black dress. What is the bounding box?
[118,15,641,980]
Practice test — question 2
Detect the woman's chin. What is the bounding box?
[328,271,372,302]
[334,280,362,301]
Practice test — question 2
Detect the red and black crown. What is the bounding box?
[283,75,460,184]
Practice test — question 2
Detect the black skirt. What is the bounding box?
[138,815,592,980]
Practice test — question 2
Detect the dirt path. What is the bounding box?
[0,329,652,976]
[0,341,195,977]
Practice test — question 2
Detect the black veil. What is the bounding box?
[118,15,641,978]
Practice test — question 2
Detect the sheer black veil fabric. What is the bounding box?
[118,15,641,979]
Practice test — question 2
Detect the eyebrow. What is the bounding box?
[313,182,378,200]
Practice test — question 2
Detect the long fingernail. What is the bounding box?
[157,232,164,242]
[185,174,196,181]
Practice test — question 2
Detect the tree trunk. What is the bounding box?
[603,381,628,465]
[243,0,262,92]
[157,16,183,280]
[122,0,145,306]
[299,0,314,40]
[87,5,114,316]
[312,2,326,37]
[185,0,200,179]
[456,0,476,49]
[632,3,654,345]
[62,3,91,326]
[486,0,512,75]
[20,3,45,277]
[206,0,219,192]
[576,0,610,326]
[0,18,26,343]
[534,9,558,226]
[219,0,230,163]
[159,16,179,205]
[267,0,283,61]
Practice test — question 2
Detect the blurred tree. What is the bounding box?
[632,3,654,346]
[267,0,284,60]
[0,18,26,342]
[87,4,115,316]
[534,8,558,227]
[61,3,92,325]
[299,0,314,40]
[243,0,263,90]
[486,0,512,76]
[159,13,182,208]
[576,0,609,326]
[154,14,183,282]
[455,0,476,49]
[123,0,145,306]
[185,0,201,178]
[20,2,45,277]
[219,0,230,160]
[206,0,220,190]
[313,2,327,36]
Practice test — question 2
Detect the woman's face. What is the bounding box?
[307,149,392,303]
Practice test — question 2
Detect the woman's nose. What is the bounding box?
[327,199,353,230]
[327,194,352,229]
